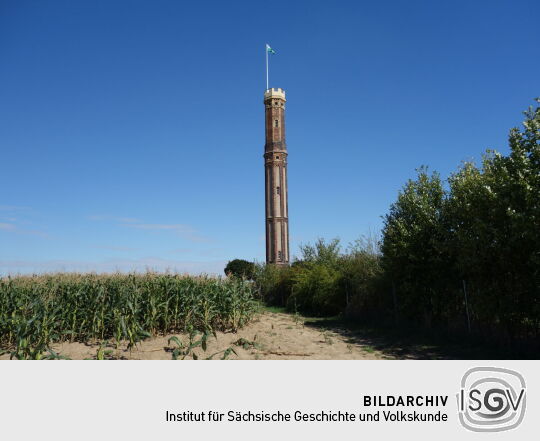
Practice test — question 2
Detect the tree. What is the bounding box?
[381,167,448,318]
[447,98,540,338]
[299,238,341,267]
[380,98,540,338]
[224,259,255,280]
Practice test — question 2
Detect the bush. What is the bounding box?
[287,263,343,315]
[252,262,292,305]
[254,237,383,317]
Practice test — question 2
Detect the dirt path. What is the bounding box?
[1,311,391,360]
[2,311,513,360]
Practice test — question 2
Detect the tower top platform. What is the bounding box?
[264,88,286,101]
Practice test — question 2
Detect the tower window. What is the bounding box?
[278,251,283,261]
[276,186,280,194]
[274,119,279,127]
[275,156,279,159]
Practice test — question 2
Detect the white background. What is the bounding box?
[0,361,537,440]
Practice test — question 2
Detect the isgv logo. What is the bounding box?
[457,367,526,432]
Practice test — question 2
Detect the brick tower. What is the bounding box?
[264,87,289,265]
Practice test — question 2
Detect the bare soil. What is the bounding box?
[4,310,507,360]
[1,311,390,360]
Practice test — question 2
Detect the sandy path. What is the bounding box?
[1,312,389,360]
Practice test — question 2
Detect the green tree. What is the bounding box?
[287,263,343,315]
[252,262,293,305]
[340,236,384,321]
[381,167,449,326]
[447,99,540,338]
[283,239,344,315]
[224,259,255,280]
[299,238,341,267]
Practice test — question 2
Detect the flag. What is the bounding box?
[266,44,276,54]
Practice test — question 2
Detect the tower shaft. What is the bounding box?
[264,88,289,265]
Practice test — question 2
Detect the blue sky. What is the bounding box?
[1,0,538,275]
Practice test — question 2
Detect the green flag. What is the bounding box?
[266,44,276,54]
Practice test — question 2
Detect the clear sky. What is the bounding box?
[1,0,538,275]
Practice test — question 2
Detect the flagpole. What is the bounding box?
[266,44,269,90]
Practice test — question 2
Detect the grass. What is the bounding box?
[0,272,259,359]
[262,305,288,314]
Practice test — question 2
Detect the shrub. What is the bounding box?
[252,262,292,305]
[254,237,383,317]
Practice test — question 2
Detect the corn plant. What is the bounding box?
[0,272,259,356]
[166,330,240,360]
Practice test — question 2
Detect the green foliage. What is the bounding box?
[288,238,344,315]
[252,262,292,305]
[0,273,259,356]
[95,341,115,360]
[167,331,238,360]
[299,238,342,267]
[287,262,343,315]
[224,259,255,280]
[254,237,383,317]
[381,98,540,340]
[381,167,450,324]
[443,100,540,337]
[340,238,386,320]
[167,331,211,360]
[233,337,262,350]
[254,98,539,348]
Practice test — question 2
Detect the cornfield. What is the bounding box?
[0,272,258,359]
